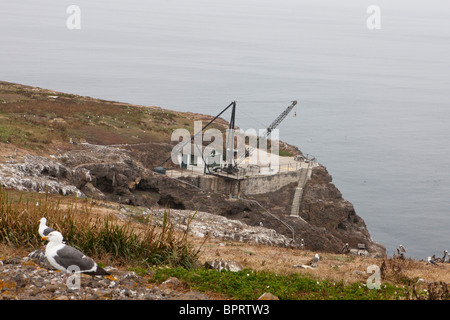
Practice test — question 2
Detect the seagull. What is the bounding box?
[300,238,305,250]
[433,250,448,263]
[38,217,56,238]
[427,256,438,266]
[342,243,350,254]
[42,231,110,282]
[38,217,68,244]
[395,246,405,259]
[442,250,448,263]
[309,254,320,267]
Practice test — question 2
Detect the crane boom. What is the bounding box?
[234,100,297,167]
[266,100,297,135]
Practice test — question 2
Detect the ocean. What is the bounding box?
[1,0,449,259]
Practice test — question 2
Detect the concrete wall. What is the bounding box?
[181,170,302,195]
[239,170,301,194]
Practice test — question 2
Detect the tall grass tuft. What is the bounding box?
[0,186,201,268]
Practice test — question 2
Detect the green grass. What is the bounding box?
[278,149,292,157]
[150,267,410,300]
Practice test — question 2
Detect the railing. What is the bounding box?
[165,158,318,180]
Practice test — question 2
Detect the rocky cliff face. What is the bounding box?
[224,165,386,258]
[0,142,386,257]
[299,165,385,256]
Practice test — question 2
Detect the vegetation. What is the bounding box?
[278,149,292,157]
[0,185,445,300]
[0,187,201,269]
[0,81,211,150]
[1,81,449,300]
[150,266,409,300]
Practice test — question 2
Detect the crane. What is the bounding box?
[223,100,298,173]
[156,101,236,171]
[156,99,297,175]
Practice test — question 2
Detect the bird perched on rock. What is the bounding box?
[300,238,305,250]
[309,254,320,267]
[42,231,110,282]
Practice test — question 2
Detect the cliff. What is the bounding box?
[0,80,386,257]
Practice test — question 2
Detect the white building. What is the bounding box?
[176,147,223,173]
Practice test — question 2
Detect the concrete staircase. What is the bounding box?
[290,167,311,217]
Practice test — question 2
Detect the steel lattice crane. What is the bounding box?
[224,100,298,173]
[156,100,297,175]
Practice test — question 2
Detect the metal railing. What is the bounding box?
[165,158,318,180]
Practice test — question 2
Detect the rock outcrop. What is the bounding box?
[150,208,294,247]
[230,165,386,257]
[0,255,210,300]
[0,143,385,257]
[0,154,85,197]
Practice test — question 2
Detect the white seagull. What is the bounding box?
[309,254,320,267]
[42,231,110,281]
[38,217,56,238]
[38,217,68,244]
[427,256,438,265]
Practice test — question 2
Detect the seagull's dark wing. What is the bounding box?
[43,227,56,236]
[53,245,96,272]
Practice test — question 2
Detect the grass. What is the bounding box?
[0,81,178,149]
[0,186,202,269]
[150,266,409,300]
[1,81,449,300]
[1,186,448,300]
[278,149,292,157]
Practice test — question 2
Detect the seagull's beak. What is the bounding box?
[41,236,48,241]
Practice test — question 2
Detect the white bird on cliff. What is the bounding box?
[427,256,438,265]
[342,243,350,254]
[38,217,67,244]
[38,217,56,238]
[309,254,320,267]
[42,231,110,281]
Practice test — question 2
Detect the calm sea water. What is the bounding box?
[1,0,449,259]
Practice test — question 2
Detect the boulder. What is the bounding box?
[258,292,279,300]
[204,259,243,272]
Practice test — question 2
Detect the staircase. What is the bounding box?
[290,167,311,217]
